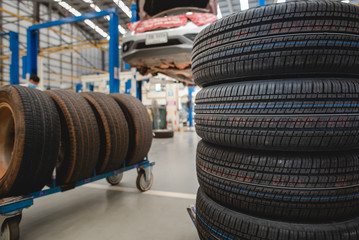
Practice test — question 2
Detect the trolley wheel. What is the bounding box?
[1,217,20,240]
[136,169,153,192]
[106,173,123,185]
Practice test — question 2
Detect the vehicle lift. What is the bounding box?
[0,8,154,239]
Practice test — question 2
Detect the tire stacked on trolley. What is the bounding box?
[192,1,359,239]
[0,88,152,198]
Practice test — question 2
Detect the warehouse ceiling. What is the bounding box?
[41,0,133,40]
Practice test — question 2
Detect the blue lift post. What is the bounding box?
[0,31,19,85]
[130,1,143,101]
[259,0,266,6]
[26,8,120,93]
[188,86,195,127]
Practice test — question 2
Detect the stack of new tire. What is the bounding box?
[0,86,152,198]
[192,1,359,239]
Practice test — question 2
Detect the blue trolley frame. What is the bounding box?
[24,8,120,93]
[0,159,155,239]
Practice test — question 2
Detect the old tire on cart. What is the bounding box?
[82,92,129,173]
[196,187,359,240]
[153,129,174,138]
[106,173,123,185]
[1,217,20,240]
[111,94,153,166]
[46,90,100,185]
[136,169,153,192]
[0,86,60,197]
[197,140,359,222]
[195,79,359,151]
[192,1,359,87]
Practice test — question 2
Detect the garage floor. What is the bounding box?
[20,131,200,240]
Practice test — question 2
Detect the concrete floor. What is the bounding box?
[20,131,201,240]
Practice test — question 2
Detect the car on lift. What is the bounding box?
[122,0,218,85]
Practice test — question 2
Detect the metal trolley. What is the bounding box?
[0,159,155,240]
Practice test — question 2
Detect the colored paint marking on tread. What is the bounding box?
[199,174,359,200]
[195,103,359,110]
[192,40,359,67]
[196,212,233,240]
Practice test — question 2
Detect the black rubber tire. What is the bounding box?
[0,86,60,197]
[46,90,100,185]
[195,79,359,151]
[106,173,123,185]
[196,187,359,240]
[136,169,153,192]
[111,94,152,166]
[197,140,359,222]
[153,129,174,138]
[191,1,359,87]
[2,217,20,240]
[193,1,359,59]
[82,92,129,174]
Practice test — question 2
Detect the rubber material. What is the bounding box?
[196,187,359,240]
[46,90,100,184]
[82,92,129,173]
[111,94,152,166]
[0,86,60,197]
[193,1,359,59]
[192,33,359,87]
[195,79,359,115]
[153,129,174,138]
[3,217,20,240]
[136,170,153,192]
[192,1,359,86]
[194,79,359,151]
[197,140,359,222]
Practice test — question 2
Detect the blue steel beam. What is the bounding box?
[131,3,140,22]
[9,31,19,85]
[136,81,142,101]
[26,28,38,77]
[0,31,19,85]
[22,56,27,79]
[26,8,120,93]
[28,9,116,31]
[109,8,120,93]
[188,86,195,127]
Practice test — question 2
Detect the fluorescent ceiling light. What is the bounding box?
[55,0,109,38]
[240,0,249,10]
[113,0,132,18]
[217,4,222,19]
[118,25,126,35]
[81,0,128,35]
[342,0,350,2]
[277,0,286,2]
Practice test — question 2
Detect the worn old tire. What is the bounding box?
[111,94,152,166]
[196,187,359,240]
[195,79,359,151]
[1,217,20,240]
[197,140,359,222]
[192,1,359,86]
[82,93,129,173]
[46,90,100,184]
[153,129,174,138]
[0,86,60,197]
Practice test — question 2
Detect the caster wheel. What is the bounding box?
[136,169,153,192]
[106,173,123,185]
[1,218,19,240]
